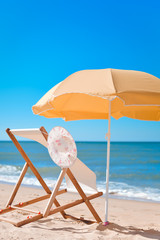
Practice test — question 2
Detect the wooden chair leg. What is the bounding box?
[53,198,67,219]
[66,168,102,223]
[43,168,67,217]
[6,163,29,207]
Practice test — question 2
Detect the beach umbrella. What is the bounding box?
[32,68,160,224]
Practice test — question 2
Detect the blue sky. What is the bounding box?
[0,0,160,141]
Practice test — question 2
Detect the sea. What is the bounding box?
[0,141,160,202]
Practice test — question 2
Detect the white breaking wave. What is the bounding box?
[0,164,21,175]
[0,164,160,202]
[97,181,160,202]
[0,174,160,202]
[0,175,66,189]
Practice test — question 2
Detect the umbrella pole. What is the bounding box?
[104,100,111,225]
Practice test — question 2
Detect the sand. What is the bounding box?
[0,183,160,240]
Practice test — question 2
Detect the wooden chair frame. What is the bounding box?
[0,127,103,227]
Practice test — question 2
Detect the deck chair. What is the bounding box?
[0,127,103,227]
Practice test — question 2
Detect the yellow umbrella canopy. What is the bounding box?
[32,69,160,121]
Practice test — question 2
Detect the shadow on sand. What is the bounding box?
[30,218,160,239]
[97,222,160,240]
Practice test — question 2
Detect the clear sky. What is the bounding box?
[0,0,160,141]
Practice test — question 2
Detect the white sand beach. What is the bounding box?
[0,183,160,240]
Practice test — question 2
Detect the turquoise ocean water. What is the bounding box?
[0,141,160,202]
